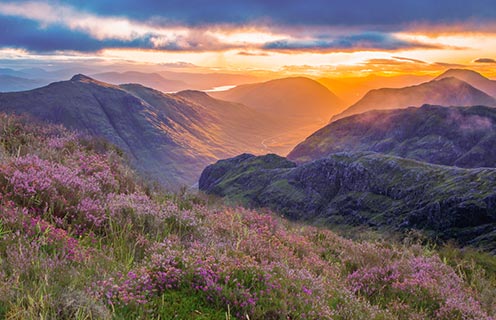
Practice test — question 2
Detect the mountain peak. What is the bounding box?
[70,74,97,82]
[436,68,489,81]
[435,68,496,97]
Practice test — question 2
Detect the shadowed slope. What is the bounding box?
[289,105,496,167]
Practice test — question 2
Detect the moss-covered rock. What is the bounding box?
[200,152,496,251]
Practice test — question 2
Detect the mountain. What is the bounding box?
[318,74,431,105]
[0,75,276,187]
[435,68,496,97]
[0,68,30,77]
[331,77,496,122]
[0,75,49,92]
[92,71,190,93]
[211,77,344,154]
[199,152,496,251]
[212,77,343,120]
[158,70,261,90]
[288,105,496,167]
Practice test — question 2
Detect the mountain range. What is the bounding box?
[0,67,262,93]
[199,69,496,251]
[0,74,49,93]
[332,75,496,122]
[0,74,280,187]
[92,71,190,93]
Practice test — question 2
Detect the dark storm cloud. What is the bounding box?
[263,33,441,52]
[0,17,150,52]
[60,0,496,28]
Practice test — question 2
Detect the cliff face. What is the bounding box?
[200,152,496,251]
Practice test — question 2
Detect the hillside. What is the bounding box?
[212,77,343,120]
[200,152,496,251]
[0,75,277,187]
[211,77,345,155]
[289,105,496,167]
[332,77,496,122]
[0,113,494,319]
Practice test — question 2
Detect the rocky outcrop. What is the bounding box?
[200,152,496,250]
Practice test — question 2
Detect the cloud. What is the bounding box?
[53,0,496,29]
[391,56,427,64]
[263,32,441,52]
[158,61,197,68]
[434,62,466,68]
[0,0,492,55]
[0,16,146,52]
[237,51,269,56]
[473,58,496,63]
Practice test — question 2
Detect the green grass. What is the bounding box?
[113,289,227,320]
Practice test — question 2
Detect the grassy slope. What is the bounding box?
[0,114,494,319]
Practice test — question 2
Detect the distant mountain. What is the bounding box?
[212,77,343,120]
[0,75,276,187]
[0,68,30,77]
[0,75,49,92]
[289,105,496,167]
[435,68,496,97]
[158,70,261,90]
[318,74,431,105]
[92,71,189,93]
[200,152,496,251]
[332,77,496,122]
[210,77,344,154]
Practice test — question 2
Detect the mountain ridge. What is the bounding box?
[289,104,496,167]
[331,76,496,122]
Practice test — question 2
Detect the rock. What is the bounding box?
[200,151,496,250]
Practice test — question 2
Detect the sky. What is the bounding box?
[1,0,496,77]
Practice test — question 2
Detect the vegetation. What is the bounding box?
[200,152,496,252]
[0,114,494,319]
